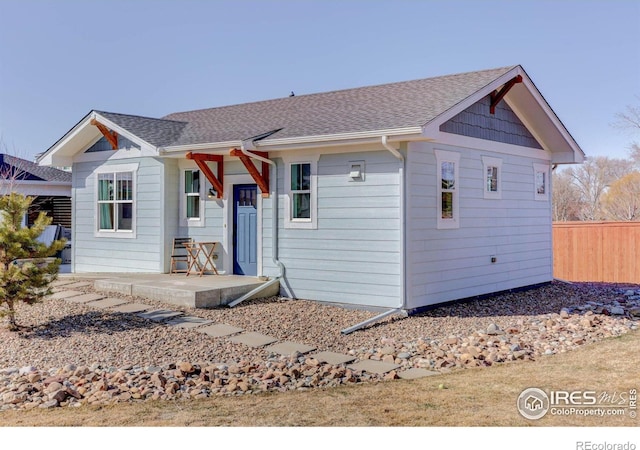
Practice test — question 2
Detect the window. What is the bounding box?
[435,150,460,229]
[284,155,318,229]
[291,163,311,219]
[95,163,138,238]
[180,167,205,227]
[184,169,201,219]
[482,156,502,199]
[533,163,550,201]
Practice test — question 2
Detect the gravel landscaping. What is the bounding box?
[1,279,639,410]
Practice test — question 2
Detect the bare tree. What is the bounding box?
[601,172,640,221]
[612,96,640,168]
[552,169,583,221]
[564,156,634,221]
[0,138,32,196]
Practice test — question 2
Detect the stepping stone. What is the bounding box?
[348,360,400,375]
[227,332,278,348]
[398,368,440,380]
[265,341,316,356]
[312,351,356,365]
[51,279,78,287]
[136,309,183,322]
[87,297,129,309]
[110,303,152,313]
[196,323,244,338]
[49,290,84,300]
[166,316,214,329]
[62,281,93,288]
[64,293,105,304]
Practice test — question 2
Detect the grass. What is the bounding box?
[2,328,638,427]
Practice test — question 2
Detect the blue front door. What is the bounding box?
[233,184,258,275]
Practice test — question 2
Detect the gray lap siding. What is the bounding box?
[406,141,552,308]
[263,150,403,308]
[72,157,165,273]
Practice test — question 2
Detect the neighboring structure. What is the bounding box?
[37,65,584,312]
[0,153,72,229]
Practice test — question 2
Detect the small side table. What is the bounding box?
[183,242,203,277]
[198,241,219,276]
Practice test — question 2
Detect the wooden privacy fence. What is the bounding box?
[553,221,640,284]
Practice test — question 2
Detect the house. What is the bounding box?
[0,153,72,229]
[37,65,584,315]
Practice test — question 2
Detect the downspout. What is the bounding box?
[228,139,285,307]
[340,135,408,334]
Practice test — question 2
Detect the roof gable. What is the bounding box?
[440,94,543,149]
[38,65,584,166]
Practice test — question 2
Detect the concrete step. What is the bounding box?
[93,274,279,309]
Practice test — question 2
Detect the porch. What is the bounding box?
[63,273,280,309]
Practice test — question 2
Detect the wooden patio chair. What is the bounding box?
[170,237,193,274]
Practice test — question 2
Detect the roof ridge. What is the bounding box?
[163,65,519,118]
[96,110,187,124]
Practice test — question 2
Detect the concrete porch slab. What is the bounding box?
[347,360,400,375]
[136,309,184,322]
[87,297,130,309]
[64,293,106,304]
[265,341,316,356]
[196,323,244,337]
[166,316,214,329]
[397,368,440,380]
[110,303,152,313]
[49,290,84,300]
[227,332,278,348]
[93,274,279,309]
[312,351,356,365]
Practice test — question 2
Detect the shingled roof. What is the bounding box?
[0,153,71,183]
[94,66,518,148]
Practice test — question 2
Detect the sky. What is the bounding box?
[0,0,639,163]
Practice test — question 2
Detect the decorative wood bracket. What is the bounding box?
[490,75,523,114]
[90,119,118,150]
[229,149,270,197]
[186,152,224,198]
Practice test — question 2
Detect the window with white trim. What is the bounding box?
[435,150,460,229]
[95,163,138,238]
[284,156,318,229]
[291,163,311,219]
[533,163,550,201]
[180,168,205,227]
[185,169,201,219]
[482,156,502,199]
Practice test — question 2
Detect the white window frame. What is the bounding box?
[482,156,503,200]
[435,149,460,230]
[94,163,138,238]
[533,163,550,201]
[283,153,319,229]
[180,167,205,227]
